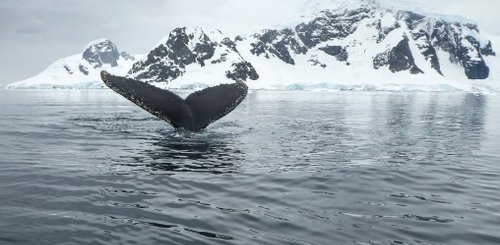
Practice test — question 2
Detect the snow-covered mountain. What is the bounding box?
[129,0,498,91]
[8,0,499,91]
[6,39,137,89]
[128,27,258,89]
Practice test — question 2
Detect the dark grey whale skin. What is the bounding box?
[100,71,248,131]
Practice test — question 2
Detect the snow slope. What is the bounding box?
[6,39,138,89]
[128,1,499,92]
[128,27,258,90]
[7,0,499,92]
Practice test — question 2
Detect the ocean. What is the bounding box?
[1,90,499,244]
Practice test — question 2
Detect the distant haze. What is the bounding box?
[0,0,499,84]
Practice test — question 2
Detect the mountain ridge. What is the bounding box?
[7,2,499,91]
[6,39,138,89]
[126,2,498,91]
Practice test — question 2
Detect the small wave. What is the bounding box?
[339,212,454,223]
[389,193,453,204]
[401,214,454,223]
[184,228,233,240]
[68,115,157,122]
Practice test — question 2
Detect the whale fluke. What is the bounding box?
[100,71,248,131]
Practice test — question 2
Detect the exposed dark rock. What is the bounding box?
[431,20,459,55]
[234,35,244,42]
[226,62,259,81]
[211,53,227,64]
[129,27,217,81]
[464,59,489,79]
[400,12,445,75]
[127,6,496,84]
[308,56,327,68]
[458,36,490,79]
[63,65,73,74]
[430,20,488,79]
[319,45,348,62]
[250,29,307,65]
[296,7,371,48]
[166,28,198,67]
[129,44,180,82]
[129,27,257,83]
[480,41,496,56]
[377,21,401,43]
[464,23,480,33]
[465,36,482,52]
[221,38,238,52]
[410,30,442,75]
[192,36,216,67]
[82,39,120,68]
[78,64,89,75]
[374,36,423,74]
[398,10,426,30]
[404,17,492,79]
[454,35,489,79]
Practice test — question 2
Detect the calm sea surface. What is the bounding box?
[1,90,500,244]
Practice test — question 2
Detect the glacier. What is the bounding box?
[127,1,499,92]
[5,0,500,92]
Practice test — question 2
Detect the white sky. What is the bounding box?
[0,0,499,84]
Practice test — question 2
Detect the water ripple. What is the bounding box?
[1,90,500,244]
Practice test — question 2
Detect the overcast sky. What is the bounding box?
[1,0,499,85]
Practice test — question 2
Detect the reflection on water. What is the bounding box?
[1,90,500,244]
[142,130,243,173]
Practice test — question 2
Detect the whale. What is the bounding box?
[100,71,248,131]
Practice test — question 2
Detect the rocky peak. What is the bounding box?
[234,2,495,80]
[296,7,373,49]
[250,29,307,65]
[396,12,493,79]
[128,27,258,83]
[82,39,120,68]
[124,2,496,87]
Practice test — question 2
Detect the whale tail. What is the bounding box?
[100,71,248,131]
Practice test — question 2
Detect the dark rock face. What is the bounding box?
[226,62,259,81]
[427,20,491,79]
[240,7,373,66]
[78,64,89,75]
[296,8,372,48]
[128,27,258,83]
[129,27,216,82]
[410,29,442,75]
[319,46,348,62]
[374,36,423,74]
[127,5,496,84]
[239,6,494,79]
[221,38,238,52]
[398,11,444,75]
[250,29,307,65]
[166,28,207,66]
[308,55,327,68]
[460,36,490,79]
[398,11,426,30]
[74,39,133,77]
[463,59,489,80]
[377,21,401,43]
[82,39,120,68]
[481,41,496,56]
